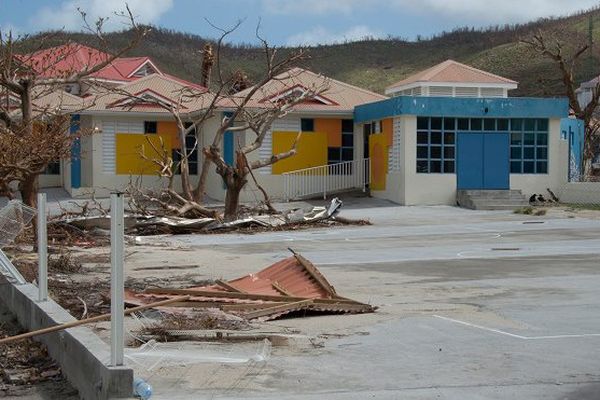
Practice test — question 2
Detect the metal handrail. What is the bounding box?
[282,158,371,201]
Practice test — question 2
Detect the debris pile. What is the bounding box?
[56,198,370,236]
[126,250,377,322]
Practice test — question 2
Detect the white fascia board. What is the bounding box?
[127,59,163,78]
[88,77,130,85]
[209,106,354,118]
[386,81,517,94]
[78,110,175,119]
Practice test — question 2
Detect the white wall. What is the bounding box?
[371,116,567,206]
[559,182,600,204]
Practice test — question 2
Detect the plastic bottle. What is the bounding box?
[133,378,153,400]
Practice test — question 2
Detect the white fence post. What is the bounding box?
[37,193,48,302]
[110,193,125,367]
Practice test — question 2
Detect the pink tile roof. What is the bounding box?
[387,59,517,91]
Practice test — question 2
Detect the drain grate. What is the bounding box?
[491,247,521,251]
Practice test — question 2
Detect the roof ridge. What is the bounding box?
[280,67,387,99]
[439,59,517,84]
[420,60,454,81]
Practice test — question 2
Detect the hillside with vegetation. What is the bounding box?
[14,7,600,97]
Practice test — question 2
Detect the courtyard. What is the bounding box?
[106,200,600,399]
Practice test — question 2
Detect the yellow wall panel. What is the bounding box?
[272,131,328,175]
[157,121,181,149]
[315,118,342,147]
[369,133,388,191]
[382,118,393,147]
[116,133,172,175]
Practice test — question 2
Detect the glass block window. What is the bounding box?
[416,117,455,173]
[417,117,549,175]
[510,118,548,174]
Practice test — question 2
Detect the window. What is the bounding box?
[416,117,455,174]
[174,123,198,175]
[301,118,314,132]
[510,118,548,174]
[328,119,354,174]
[144,121,157,134]
[45,161,60,175]
[363,120,381,135]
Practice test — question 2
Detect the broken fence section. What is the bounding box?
[126,251,376,322]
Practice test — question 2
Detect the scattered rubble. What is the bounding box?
[0,306,77,398]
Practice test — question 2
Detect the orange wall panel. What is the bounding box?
[382,118,393,147]
[315,118,342,147]
[157,121,181,149]
[369,133,388,191]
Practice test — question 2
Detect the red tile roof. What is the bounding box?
[20,43,162,82]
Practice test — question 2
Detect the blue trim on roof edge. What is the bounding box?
[354,96,569,123]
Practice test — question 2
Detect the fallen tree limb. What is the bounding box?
[0,295,190,345]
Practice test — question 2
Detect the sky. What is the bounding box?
[1,0,599,46]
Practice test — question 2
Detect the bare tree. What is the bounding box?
[0,6,147,207]
[115,22,328,220]
[522,32,600,176]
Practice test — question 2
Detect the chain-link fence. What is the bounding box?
[558,175,600,209]
[0,200,37,246]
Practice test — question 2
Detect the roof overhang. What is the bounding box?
[260,84,339,106]
[385,81,518,95]
[354,96,569,123]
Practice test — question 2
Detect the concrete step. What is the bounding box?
[457,189,529,210]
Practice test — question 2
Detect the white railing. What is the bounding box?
[283,158,371,201]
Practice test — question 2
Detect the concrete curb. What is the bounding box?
[0,282,133,400]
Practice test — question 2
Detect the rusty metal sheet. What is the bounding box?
[126,253,376,321]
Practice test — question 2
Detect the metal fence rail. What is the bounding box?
[282,158,370,201]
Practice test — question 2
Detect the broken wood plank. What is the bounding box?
[215,279,246,293]
[221,302,288,312]
[144,288,358,304]
[242,300,313,320]
[0,296,190,345]
[288,248,337,296]
[272,281,294,297]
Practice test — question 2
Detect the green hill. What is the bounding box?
[14,7,600,97]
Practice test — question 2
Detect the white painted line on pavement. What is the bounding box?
[433,315,600,340]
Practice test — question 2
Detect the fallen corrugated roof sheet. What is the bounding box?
[126,250,376,321]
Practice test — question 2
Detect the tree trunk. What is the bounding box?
[19,175,37,208]
[177,126,193,200]
[223,181,242,222]
[193,157,212,203]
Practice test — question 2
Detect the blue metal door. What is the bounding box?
[457,133,484,189]
[483,133,510,189]
[457,132,509,190]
